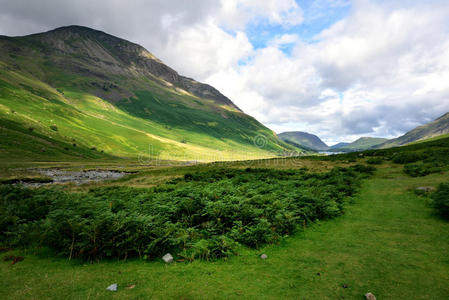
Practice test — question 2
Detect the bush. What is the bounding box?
[392,152,425,164]
[0,166,374,261]
[403,163,443,177]
[366,157,383,165]
[432,183,449,219]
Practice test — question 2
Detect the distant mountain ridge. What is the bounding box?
[278,112,449,154]
[278,131,329,151]
[336,137,388,152]
[378,112,449,148]
[329,142,350,150]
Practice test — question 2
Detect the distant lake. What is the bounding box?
[319,151,344,155]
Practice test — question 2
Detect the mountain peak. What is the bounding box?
[20,25,240,110]
[49,25,105,34]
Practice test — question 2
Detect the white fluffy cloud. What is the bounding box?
[204,0,449,144]
[1,0,449,145]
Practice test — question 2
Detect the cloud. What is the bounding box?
[206,0,449,144]
[0,0,449,145]
[159,21,253,79]
[218,0,303,29]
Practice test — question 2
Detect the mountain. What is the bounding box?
[378,112,449,149]
[329,142,350,150]
[278,131,328,151]
[336,137,388,152]
[0,25,296,161]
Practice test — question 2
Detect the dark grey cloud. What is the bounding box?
[0,0,218,58]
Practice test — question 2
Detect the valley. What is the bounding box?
[1,24,449,300]
[1,137,449,299]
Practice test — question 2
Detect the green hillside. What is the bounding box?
[409,133,449,145]
[0,26,296,162]
[336,137,388,152]
[329,142,350,150]
[378,112,449,149]
[278,131,328,150]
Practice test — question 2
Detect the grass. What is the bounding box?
[1,165,448,299]
[0,46,299,162]
[408,133,449,145]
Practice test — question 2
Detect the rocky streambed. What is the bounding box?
[12,169,130,187]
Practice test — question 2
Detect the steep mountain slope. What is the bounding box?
[378,112,449,149]
[278,131,328,151]
[336,137,388,152]
[0,26,295,161]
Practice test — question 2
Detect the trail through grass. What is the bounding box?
[1,167,448,299]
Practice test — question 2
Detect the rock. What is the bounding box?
[162,253,173,263]
[260,254,268,259]
[106,283,117,292]
[365,292,376,300]
[3,255,24,265]
[416,186,435,192]
[11,256,24,265]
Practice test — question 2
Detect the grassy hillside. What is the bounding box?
[336,137,388,152]
[278,131,328,150]
[379,112,449,148]
[0,26,296,162]
[409,133,449,145]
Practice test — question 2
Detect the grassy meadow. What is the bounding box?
[1,138,449,299]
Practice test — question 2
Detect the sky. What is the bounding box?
[0,0,449,145]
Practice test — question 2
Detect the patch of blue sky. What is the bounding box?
[245,0,351,54]
[338,92,344,103]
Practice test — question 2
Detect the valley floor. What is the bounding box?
[1,166,448,299]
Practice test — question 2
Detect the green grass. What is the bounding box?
[1,166,448,299]
[0,75,294,161]
[0,42,299,162]
[408,133,449,145]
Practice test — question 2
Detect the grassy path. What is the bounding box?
[1,168,449,299]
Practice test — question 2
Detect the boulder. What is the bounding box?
[416,186,435,192]
[162,253,173,263]
[365,292,376,300]
[106,283,117,292]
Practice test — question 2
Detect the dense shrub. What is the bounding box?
[432,183,449,219]
[0,166,374,261]
[403,162,444,177]
[392,152,426,164]
[366,157,383,165]
[403,164,431,177]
